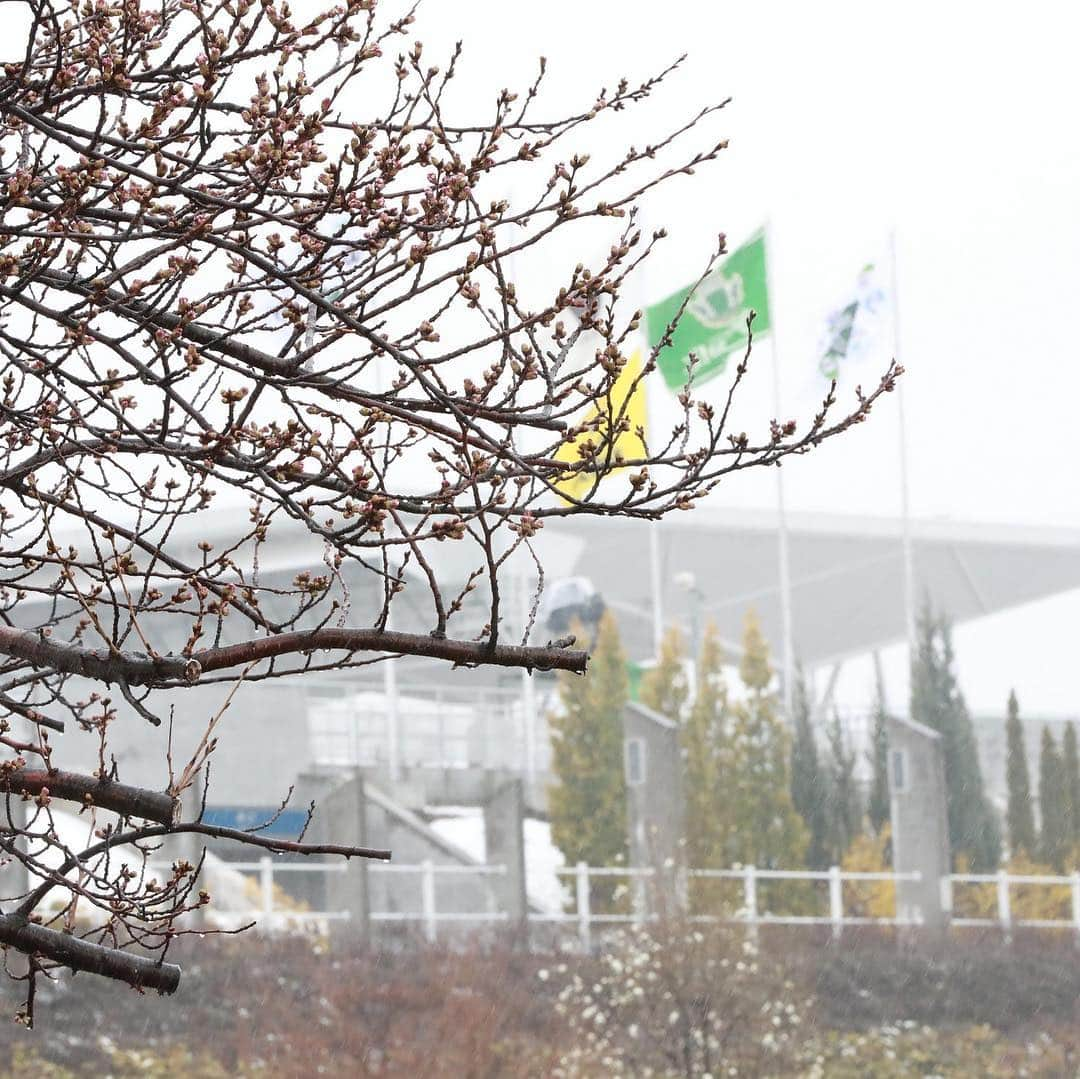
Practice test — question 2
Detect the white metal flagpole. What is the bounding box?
[649,523,664,657]
[635,211,665,660]
[506,226,541,781]
[888,230,917,653]
[764,223,796,719]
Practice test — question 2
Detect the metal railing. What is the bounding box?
[686,865,922,933]
[202,859,508,943]
[948,869,1080,933]
[304,681,555,776]
[527,864,924,952]
[197,859,350,930]
[194,859,1080,947]
[368,862,509,943]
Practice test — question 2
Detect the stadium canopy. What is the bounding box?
[538,509,1080,669]
[33,503,1080,676]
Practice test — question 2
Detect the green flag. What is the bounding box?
[645,232,771,390]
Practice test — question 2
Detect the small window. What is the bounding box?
[891,748,908,794]
[625,737,647,787]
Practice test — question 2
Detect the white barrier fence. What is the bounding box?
[540,865,924,952]
[200,860,1080,947]
[369,862,509,942]
[201,859,509,940]
[948,869,1080,932]
[199,859,349,931]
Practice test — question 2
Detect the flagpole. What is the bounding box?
[765,222,796,719]
[643,301,664,657]
[506,229,542,780]
[648,523,664,657]
[888,230,916,654]
[636,211,665,659]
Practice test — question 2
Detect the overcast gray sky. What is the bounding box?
[413,1,1080,717]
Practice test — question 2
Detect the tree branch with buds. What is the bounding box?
[0,0,898,1018]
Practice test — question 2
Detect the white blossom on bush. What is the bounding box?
[549,922,806,1077]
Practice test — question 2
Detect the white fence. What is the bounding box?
[203,859,508,941]
[368,862,509,942]
[535,864,924,952]
[202,860,1080,948]
[199,859,350,931]
[948,869,1080,932]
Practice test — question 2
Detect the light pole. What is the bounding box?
[674,570,705,676]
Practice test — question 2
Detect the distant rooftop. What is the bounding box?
[540,508,1080,668]
[32,506,1080,675]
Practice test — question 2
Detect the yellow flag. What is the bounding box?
[554,350,648,502]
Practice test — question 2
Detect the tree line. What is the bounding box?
[547,603,1080,903]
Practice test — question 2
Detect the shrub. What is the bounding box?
[549,920,810,1077]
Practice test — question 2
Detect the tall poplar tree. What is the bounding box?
[724,610,808,870]
[1064,722,1080,851]
[639,623,730,869]
[824,712,862,864]
[1038,727,1070,871]
[790,669,829,869]
[681,622,731,869]
[910,604,1001,871]
[1004,689,1037,857]
[867,674,892,835]
[548,611,629,901]
[639,625,690,723]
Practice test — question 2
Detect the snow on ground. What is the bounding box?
[522,817,568,913]
[31,807,260,924]
[426,806,485,862]
[427,808,567,914]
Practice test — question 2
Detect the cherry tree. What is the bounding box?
[0,0,896,1018]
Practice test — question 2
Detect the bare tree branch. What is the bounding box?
[0,625,588,684]
[0,914,181,994]
[0,0,897,1013]
[0,769,176,826]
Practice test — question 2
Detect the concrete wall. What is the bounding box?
[623,702,685,915]
[313,771,371,940]
[358,764,549,816]
[44,676,551,814]
[887,714,952,931]
[293,772,515,938]
[40,677,316,806]
[484,779,528,942]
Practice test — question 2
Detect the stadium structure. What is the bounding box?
[16,509,1080,931]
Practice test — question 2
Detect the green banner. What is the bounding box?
[645,232,771,390]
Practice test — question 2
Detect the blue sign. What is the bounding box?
[202,805,310,838]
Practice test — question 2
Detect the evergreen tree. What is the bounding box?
[680,622,730,870]
[790,669,829,869]
[867,674,892,835]
[1004,689,1037,858]
[824,711,862,864]
[548,611,629,902]
[1038,726,1070,871]
[639,625,690,723]
[640,623,730,870]
[1064,722,1080,849]
[723,610,808,870]
[910,604,1001,871]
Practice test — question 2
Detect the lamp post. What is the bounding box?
[674,571,704,686]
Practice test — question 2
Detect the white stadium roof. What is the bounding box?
[542,509,1080,668]
[36,504,1080,675]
